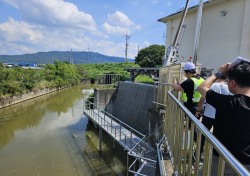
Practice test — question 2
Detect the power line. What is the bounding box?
[130,22,161,37]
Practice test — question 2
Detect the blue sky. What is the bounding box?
[0,0,199,58]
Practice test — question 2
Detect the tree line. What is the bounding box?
[0,44,164,98]
[0,61,138,98]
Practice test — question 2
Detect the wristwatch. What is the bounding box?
[214,72,221,79]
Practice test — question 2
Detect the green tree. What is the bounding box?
[135,44,165,67]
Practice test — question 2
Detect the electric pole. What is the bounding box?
[88,46,89,63]
[124,34,130,62]
[70,49,73,64]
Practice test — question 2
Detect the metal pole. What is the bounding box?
[193,0,204,65]
[173,0,190,48]
[99,126,102,152]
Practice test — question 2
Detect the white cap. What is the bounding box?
[229,56,250,69]
[184,62,196,71]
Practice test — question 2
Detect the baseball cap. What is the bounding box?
[228,56,250,69]
[184,62,196,71]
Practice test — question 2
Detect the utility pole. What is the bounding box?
[124,34,130,62]
[70,49,73,64]
[88,46,90,63]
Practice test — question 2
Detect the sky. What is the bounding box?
[0,0,200,59]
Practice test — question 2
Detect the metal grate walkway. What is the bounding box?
[84,99,157,175]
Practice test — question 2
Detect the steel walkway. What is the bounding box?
[84,100,157,175]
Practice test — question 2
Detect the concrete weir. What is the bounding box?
[87,81,164,175]
[95,81,163,145]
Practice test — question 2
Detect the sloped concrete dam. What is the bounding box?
[95,81,163,146]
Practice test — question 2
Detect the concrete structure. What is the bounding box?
[158,0,250,70]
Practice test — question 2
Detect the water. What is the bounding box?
[0,85,126,176]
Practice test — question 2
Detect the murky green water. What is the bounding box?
[0,85,126,176]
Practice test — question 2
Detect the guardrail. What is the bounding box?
[85,98,145,148]
[157,89,250,176]
[95,74,121,88]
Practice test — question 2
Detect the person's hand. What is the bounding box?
[195,111,201,119]
[218,63,230,75]
[174,78,179,84]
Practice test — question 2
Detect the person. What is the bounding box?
[200,75,230,156]
[202,75,230,130]
[198,56,250,174]
[173,62,204,119]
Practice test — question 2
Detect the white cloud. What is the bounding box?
[3,0,98,32]
[107,11,133,27]
[0,17,43,42]
[102,11,140,36]
[0,17,125,57]
[102,22,129,35]
[0,0,159,58]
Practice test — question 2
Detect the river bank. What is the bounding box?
[0,87,63,109]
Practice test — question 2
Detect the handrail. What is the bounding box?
[86,98,145,138]
[95,74,121,86]
[168,90,250,175]
[85,98,156,175]
[157,135,167,176]
[157,89,250,175]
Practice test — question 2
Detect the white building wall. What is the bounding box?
[164,0,249,71]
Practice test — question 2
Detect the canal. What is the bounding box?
[0,85,127,176]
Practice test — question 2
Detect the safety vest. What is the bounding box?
[181,77,204,103]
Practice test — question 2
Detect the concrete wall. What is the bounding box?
[162,0,250,71]
[0,88,58,109]
[94,88,116,111]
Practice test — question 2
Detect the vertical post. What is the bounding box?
[111,116,113,134]
[99,126,102,152]
[113,139,116,149]
[193,0,204,65]
[130,129,132,149]
[104,112,106,128]
[127,153,129,176]
[98,108,100,124]
[120,122,122,141]
[124,34,131,63]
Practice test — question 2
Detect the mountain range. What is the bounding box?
[0,51,134,64]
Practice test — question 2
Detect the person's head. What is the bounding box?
[227,60,250,93]
[183,62,196,78]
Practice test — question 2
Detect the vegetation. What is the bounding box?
[0,58,159,98]
[0,61,143,98]
[135,44,165,67]
[0,61,80,98]
[76,62,139,81]
[135,75,154,85]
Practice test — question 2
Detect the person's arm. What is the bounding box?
[195,96,205,118]
[198,63,229,98]
[173,83,183,91]
[198,75,217,98]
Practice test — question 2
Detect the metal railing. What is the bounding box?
[95,74,121,88]
[157,89,250,176]
[85,98,145,149]
[84,98,157,175]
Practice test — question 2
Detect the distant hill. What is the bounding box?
[0,51,134,64]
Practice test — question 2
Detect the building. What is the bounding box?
[158,0,250,70]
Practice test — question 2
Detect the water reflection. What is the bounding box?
[0,85,126,176]
[0,85,92,149]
